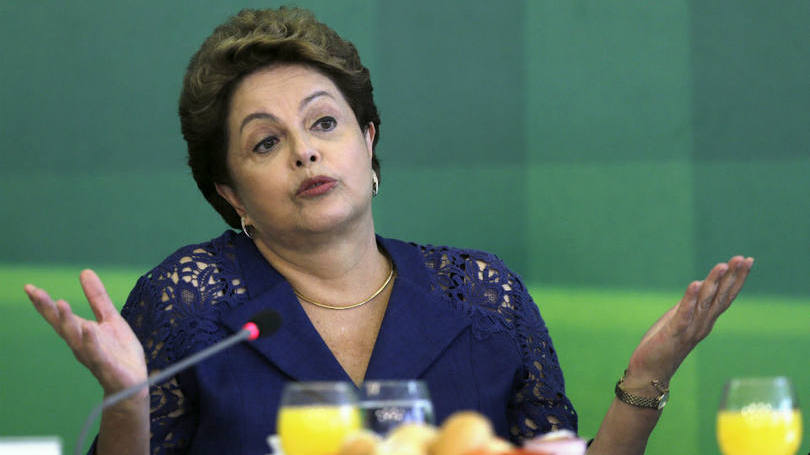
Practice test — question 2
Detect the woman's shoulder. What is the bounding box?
[401,239,528,297]
[393,238,540,338]
[121,230,247,360]
[141,229,242,279]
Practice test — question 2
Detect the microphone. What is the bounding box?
[74,310,281,455]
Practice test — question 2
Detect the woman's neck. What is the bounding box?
[251,216,390,308]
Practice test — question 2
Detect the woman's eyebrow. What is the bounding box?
[240,112,278,133]
[299,90,334,111]
[239,91,334,133]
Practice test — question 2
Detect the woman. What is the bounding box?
[24,7,752,455]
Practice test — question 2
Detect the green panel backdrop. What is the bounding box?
[1,1,807,454]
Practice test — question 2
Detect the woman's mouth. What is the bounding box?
[296,176,337,197]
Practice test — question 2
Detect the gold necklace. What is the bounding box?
[293,260,395,310]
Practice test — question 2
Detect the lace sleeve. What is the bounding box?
[118,238,247,453]
[505,273,578,440]
[419,245,578,441]
[121,274,198,454]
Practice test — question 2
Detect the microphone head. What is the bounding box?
[248,309,282,339]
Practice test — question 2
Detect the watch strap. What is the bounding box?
[614,372,670,410]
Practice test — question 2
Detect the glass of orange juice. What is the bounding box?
[277,381,362,455]
[717,377,802,455]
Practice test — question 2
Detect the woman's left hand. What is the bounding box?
[625,256,754,385]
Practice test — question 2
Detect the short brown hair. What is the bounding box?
[179,7,381,229]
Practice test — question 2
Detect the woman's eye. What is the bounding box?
[313,116,337,131]
[253,136,279,154]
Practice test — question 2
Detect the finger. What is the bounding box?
[24,285,63,329]
[79,269,117,322]
[711,256,743,310]
[64,321,102,372]
[695,257,751,340]
[696,263,729,312]
[673,280,702,332]
[726,257,754,302]
[55,299,85,345]
[78,321,103,368]
[711,256,753,316]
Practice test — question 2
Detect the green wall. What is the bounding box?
[1,1,807,453]
[2,0,807,296]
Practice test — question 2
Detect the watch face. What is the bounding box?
[657,392,670,410]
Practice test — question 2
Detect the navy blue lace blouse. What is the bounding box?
[117,230,577,454]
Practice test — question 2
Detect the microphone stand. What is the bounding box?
[74,328,253,455]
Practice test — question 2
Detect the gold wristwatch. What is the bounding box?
[614,372,670,410]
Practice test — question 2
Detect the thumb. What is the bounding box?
[79,269,117,322]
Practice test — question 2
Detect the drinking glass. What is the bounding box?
[276,381,362,455]
[359,380,435,435]
[717,377,802,455]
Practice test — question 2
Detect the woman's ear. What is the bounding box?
[215,183,247,218]
[363,122,376,160]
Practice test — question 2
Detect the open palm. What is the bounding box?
[25,269,147,396]
[628,256,753,382]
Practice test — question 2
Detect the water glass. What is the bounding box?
[359,380,435,435]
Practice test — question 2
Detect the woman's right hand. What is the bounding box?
[24,269,147,397]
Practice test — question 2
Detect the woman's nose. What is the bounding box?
[295,153,318,167]
[291,134,320,168]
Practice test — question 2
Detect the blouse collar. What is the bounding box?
[221,231,471,383]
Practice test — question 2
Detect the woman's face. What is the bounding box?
[217,64,375,241]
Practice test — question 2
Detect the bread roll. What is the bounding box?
[386,423,438,452]
[430,411,494,455]
[339,429,381,455]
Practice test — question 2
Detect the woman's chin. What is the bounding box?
[296,208,369,235]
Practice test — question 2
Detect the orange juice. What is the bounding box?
[717,405,802,455]
[278,405,361,455]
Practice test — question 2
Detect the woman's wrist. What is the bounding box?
[618,368,669,396]
[102,388,149,416]
[613,368,671,412]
